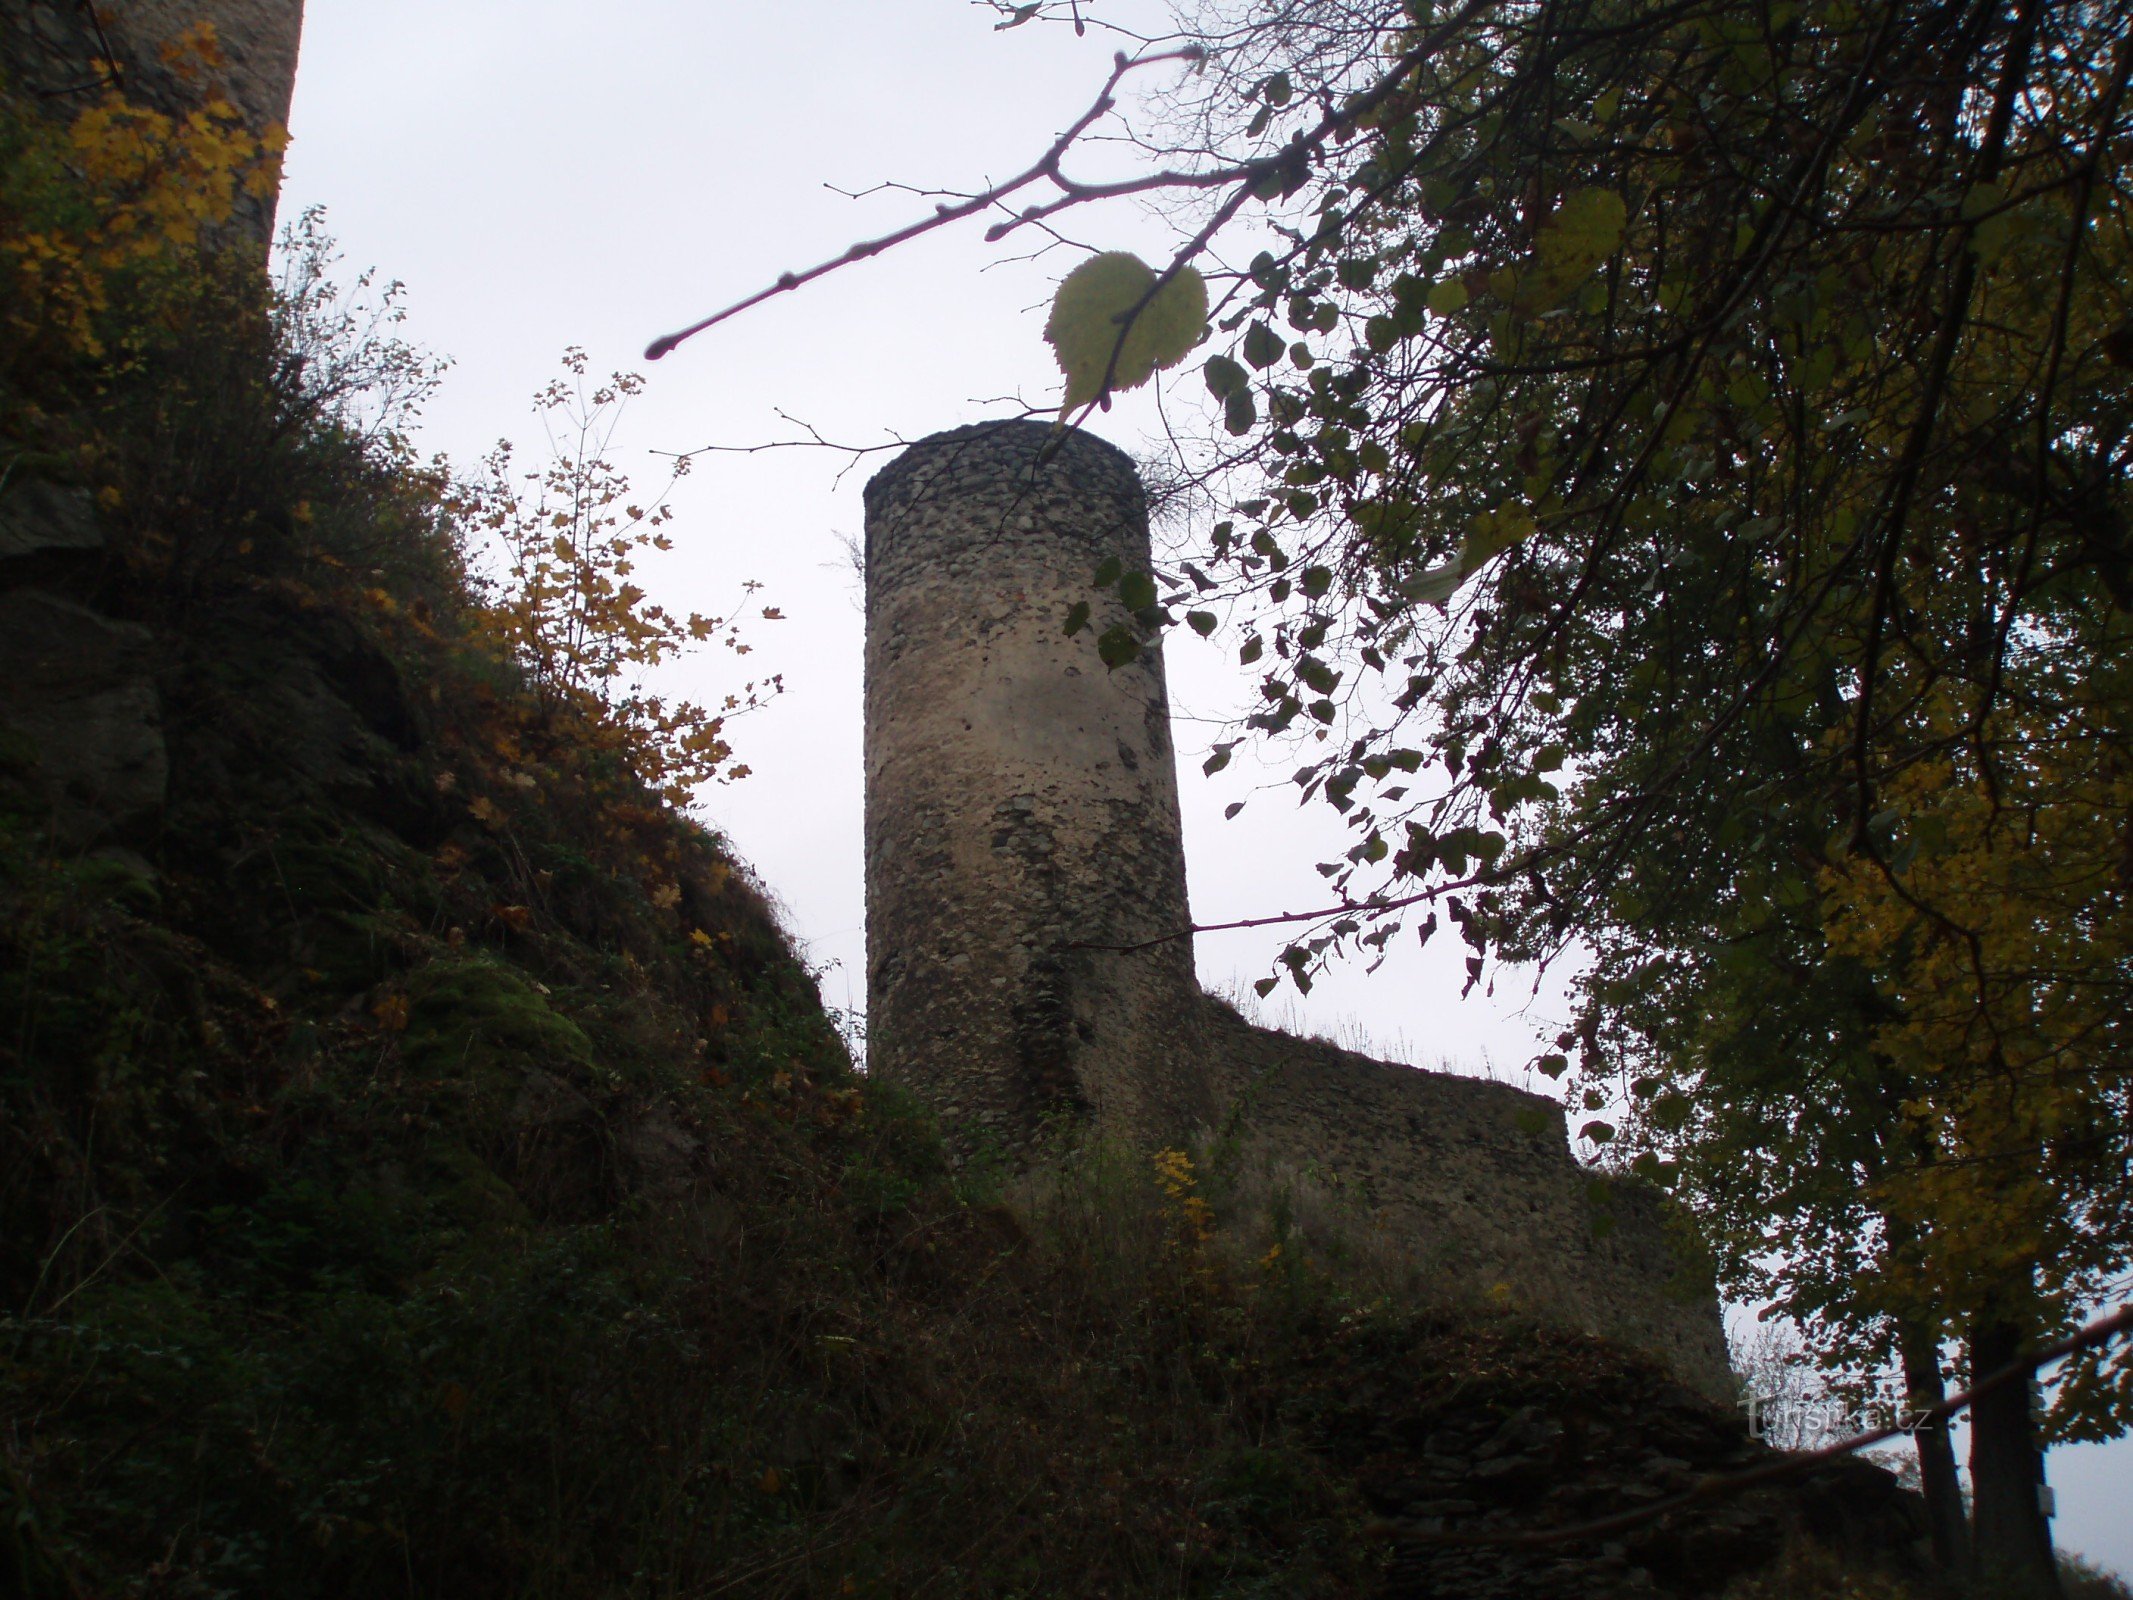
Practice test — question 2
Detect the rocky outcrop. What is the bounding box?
[0,477,103,567]
[1288,1313,1934,1599]
[0,480,166,849]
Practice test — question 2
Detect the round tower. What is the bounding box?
[863,421,1208,1151]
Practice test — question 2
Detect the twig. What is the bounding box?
[1846,0,2044,846]
[1062,865,1493,953]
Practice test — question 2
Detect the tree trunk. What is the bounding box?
[1968,1318,2061,1599]
[1899,1319,1970,1572]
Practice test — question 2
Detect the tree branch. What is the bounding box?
[645,47,1205,361]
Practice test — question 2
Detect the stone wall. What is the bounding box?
[862,420,1734,1396]
[1203,1004,1733,1395]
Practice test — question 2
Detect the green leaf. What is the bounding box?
[1239,635,1264,664]
[1544,189,1621,264]
[1426,279,1469,315]
[1224,390,1258,436]
[1063,600,1091,636]
[1186,609,1217,636]
[1118,571,1159,612]
[1528,189,1626,308]
[1045,252,1210,409]
[1649,1093,1691,1132]
[1242,320,1285,369]
[1203,353,1249,400]
[1095,624,1140,669]
[1203,743,1235,775]
[1300,564,1333,598]
[1580,1120,1615,1145]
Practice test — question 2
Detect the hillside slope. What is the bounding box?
[0,78,1937,1600]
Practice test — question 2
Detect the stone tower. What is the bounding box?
[863,421,1209,1151]
[1,0,305,240]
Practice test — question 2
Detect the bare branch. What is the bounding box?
[643,46,1206,361]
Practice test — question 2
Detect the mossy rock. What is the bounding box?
[403,954,595,1084]
[424,1137,534,1233]
[221,811,435,990]
[256,813,435,916]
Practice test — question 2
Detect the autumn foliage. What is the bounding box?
[0,24,284,372]
[453,349,783,808]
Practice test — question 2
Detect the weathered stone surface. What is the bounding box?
[861,418,1729,1393]
[104,0,305,132]
[0,588,167,846]
[864,421,1209,1148]
[0,0,304,242]
[0,0,302,130]
[1204,1005,1735,1397]
[0,477,103,564]
[1290,1315,1929,1598]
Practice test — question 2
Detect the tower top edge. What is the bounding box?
[862,420,1141,520]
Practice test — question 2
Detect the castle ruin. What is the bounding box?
[864,421,1733,1396]
[1,0,1733,1398]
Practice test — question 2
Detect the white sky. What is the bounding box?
[277,0,2127,1568]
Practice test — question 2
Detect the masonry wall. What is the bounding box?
[862,420,1733,1397]
[1202,1004,1734,1396]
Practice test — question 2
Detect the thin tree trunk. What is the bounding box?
[1968,1317,2061,1599]
[1899,1318,1970,1571]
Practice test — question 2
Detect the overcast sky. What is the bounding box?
[276,0,2127,1568]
